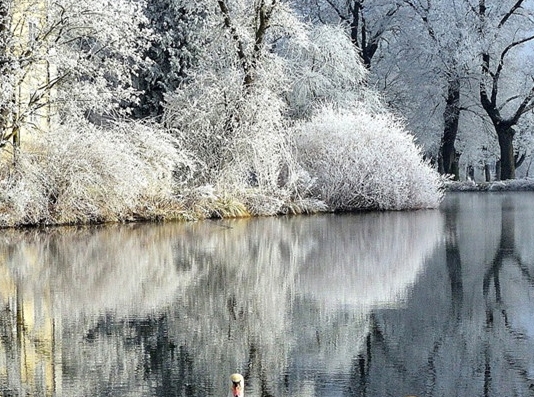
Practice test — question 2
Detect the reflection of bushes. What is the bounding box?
[166,217,307,393]
[162,212,442,396]
[297,210,442,307]
[2,223,187,316]
[0,211,442,396]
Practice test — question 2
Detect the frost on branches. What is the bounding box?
[0,0,151,140]
[0,0,190,226]
[0,119,193,226]
[164,0,314,215]
[0,0,444,226]
[164,0,443,213]
[283,25,371,118]
[49,0,152,121]
[295,106,443,211]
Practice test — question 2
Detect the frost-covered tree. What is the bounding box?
[133,0,205,118]
[297,0,402,69]
[0,0,151,154]
[49,0,152,122]
[399,0,479,179]
[294,0,534,182]
[164,0,312,209]
[283,24,372,119]
[391,0,534,181]
[164,0,443,212]
[0,0,13,134]
[474,0,534,180]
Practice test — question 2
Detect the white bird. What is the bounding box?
[229,373,244,397]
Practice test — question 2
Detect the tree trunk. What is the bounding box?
[440,77,461,180]
[0,0,12,135]
[496,125,515,180]
[451,157,460,181]
[466,164,475,181]
[484,163,491,182]
[441,145,460,180]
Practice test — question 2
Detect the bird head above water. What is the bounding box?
[229,373,244,397]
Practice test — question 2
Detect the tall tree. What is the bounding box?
[0,0,19,150]
[0,0,151,156]
[476,0,534,180]
[299,0,401,69]
[402,0,472,179]
[133,1,205,119]
[163,0,310,189]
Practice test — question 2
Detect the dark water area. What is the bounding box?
[1,192,534,396]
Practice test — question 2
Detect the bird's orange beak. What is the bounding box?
[230,373,244,397]
[232,382,242,397]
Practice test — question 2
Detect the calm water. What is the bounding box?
[1,192,534,397]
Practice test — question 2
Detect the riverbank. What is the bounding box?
[445,178,534,192]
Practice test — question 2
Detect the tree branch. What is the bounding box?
[217,0,251,85]
[498,94,521,112]
[253,0,276,61]
[479,80,498,122]
[498,0,525,28]
[493,34,534,95]
[511,84,534,124]
[403,0,438,43]
[324,0,347,22]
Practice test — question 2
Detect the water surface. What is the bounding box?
[1,192,533,396]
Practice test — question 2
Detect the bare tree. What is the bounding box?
[298,0,401,69]
[476,0,534,180]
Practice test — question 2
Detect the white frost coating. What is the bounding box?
[295,105,444,210]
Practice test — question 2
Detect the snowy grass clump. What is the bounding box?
[0,120,192,226]
[294,106,444,210]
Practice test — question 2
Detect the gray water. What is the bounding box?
[1,192,534,397]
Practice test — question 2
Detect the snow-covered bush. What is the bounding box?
[283,24,375,118]
[163,1,316,215]
[165,67,316,215]
[0,119,192,226]
[294,105,444,210]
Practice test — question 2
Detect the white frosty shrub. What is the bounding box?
[164,60,316,215]
[282,24,382,119]
[0,119,191,225]
[294,105,444,210]
[162,0,328,215]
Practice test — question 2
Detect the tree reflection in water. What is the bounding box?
[1,195,533,397]
[362,193,534,397]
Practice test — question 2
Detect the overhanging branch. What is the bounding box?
[498,0,525,28]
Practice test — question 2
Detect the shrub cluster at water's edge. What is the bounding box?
[444,179,534,192]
